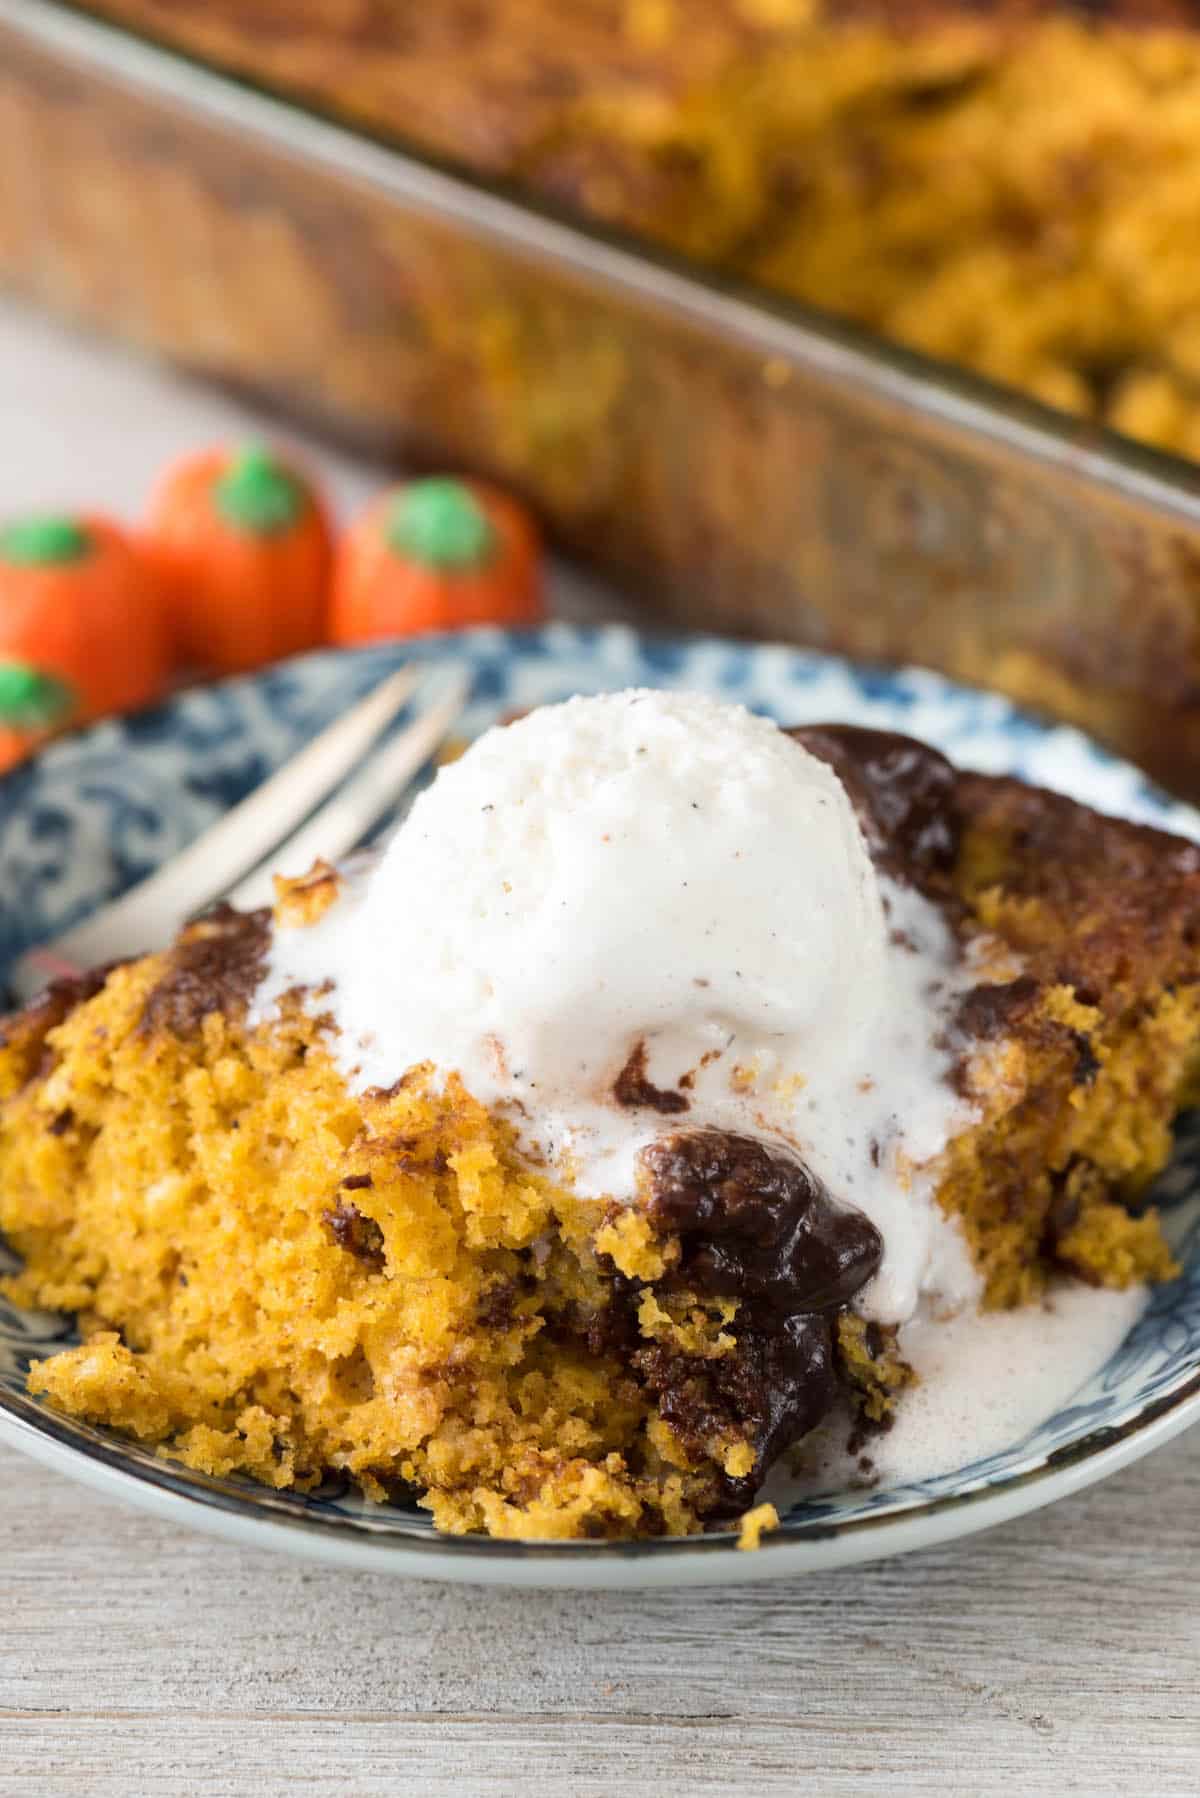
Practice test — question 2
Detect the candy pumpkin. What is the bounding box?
[330,477,544,643]
[147,444,332,674]
[0,662,76,776]
[0,514,170,770]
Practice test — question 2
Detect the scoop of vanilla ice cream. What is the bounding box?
[339,689,886,1116]
[258,687,981,1324]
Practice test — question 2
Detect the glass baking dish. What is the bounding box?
[4,0,1200,794]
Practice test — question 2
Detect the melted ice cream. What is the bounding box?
[795,1280,1147,1492]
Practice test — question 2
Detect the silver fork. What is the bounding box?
[7,663,471,1004]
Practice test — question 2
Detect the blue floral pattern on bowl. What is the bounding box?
[1,625,1198,1579]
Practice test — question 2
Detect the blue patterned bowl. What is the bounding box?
[1,625,1198,1588]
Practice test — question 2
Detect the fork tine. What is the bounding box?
[225,667,471,911]
[8,665,419,993]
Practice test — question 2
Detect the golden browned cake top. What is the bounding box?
[81,0,781,168]
[798,725,1200,1003]
[80,0,1200,165]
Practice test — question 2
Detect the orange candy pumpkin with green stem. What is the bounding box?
[0,515,170,772]
[148,444,332,675]
[0,663,76,776]
[330,477,544,643]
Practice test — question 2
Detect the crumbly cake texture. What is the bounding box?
[86,0,1200,458]
[1,729,1196,1540]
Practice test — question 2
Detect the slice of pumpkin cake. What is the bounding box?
[0,692,1194,1538]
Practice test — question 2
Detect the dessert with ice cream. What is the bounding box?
[0,689,1195,1538]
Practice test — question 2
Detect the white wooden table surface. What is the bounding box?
[1,299,1198,1798]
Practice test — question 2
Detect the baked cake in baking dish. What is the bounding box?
[83,0,1200,458]
[0,692,1195,1539]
